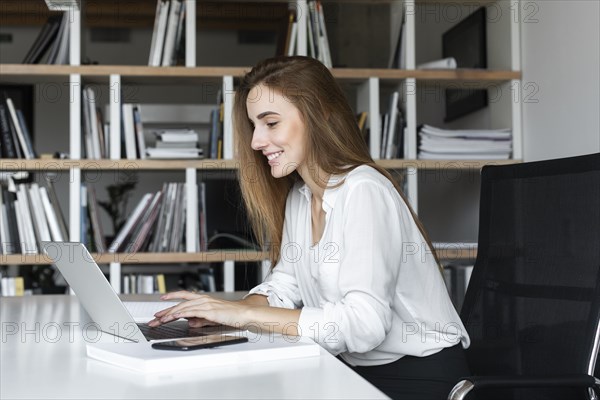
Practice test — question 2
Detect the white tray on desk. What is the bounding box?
[86,333,321,373]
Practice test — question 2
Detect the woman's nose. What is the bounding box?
[251,128,267,151]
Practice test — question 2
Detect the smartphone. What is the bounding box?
[151,334,248,351]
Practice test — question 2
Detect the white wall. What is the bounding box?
[521,0,600,161]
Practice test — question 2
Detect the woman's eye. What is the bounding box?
[267,122,278,128]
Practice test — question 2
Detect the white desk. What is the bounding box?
[0,294,388,399]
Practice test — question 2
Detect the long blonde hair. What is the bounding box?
[234,56,439,269]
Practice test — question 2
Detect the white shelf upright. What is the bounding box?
[403,0,418,211]
[357,78,381,160]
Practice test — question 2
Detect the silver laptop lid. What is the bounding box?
[42,241,146,342]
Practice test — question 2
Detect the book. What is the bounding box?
[1,188,20,254]
[15,110,36,158]
[384,91,400,159]
[44,178,69,242]
[127,191,163,253]
[122,104,137,160]
[315,1,332,68]
[172,1,186,65]
[156,274,166,294]
[282,11,295,56]
[46,12,69,65]
[148,0,171,67]
[5,98,33,159]
[15,184,37,254]
[198,181,207,251]
[0,189,10,254]
[28,184,52,244]
[149,183,169,253]
[0,104,18,159]
[308,2,320,60]
[132,105,147,160]
[86,334,321,373]
[418,124,512,159]
[388,3,405,69]
[417,57,458,70]
[1,276,26,297]
[87,186,106,253]
[82,87,97,159]
[168,183,185,252]
[108,193,153,253]
[145,148,203,159]
[161,0,182,66]
[86,87,102,159]
[80,185,89,247]
[22,15,62,64]
[39,186,65,242]
[155,129,199,143]
[287,22,298,56]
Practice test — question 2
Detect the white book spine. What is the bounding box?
[142,275,154,294]
[132,105,147,160]
[316,1,332,68]
[151,1,171,67]
[39,187,64,242]
[385,92,400,159]
[109,74,121,160]
[287,22,298,56]
[16,186,37,253]
[296,0,308,56]
[161,0,182,66]
[86,87,102,159]
[222,75,234,159]
[1,277,9,297]
[184,0,195,67]
[148,0,163,66]
[5,98,32,159]
[122,104,137,160]
[0,190,8,254]
[185,168,197,253]
[29,184,52,243]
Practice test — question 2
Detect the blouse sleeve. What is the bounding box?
[297,180,403,355]
[246,194,303,310]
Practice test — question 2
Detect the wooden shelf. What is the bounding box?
[0,158,241,171]
[1,250,268,266]
[376,159,520,170]
[0,158,521,172]
[0,64,521,84]
[435,247,478,262]
[2,247,476,265]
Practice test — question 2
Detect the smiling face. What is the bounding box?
[247,84,308,178]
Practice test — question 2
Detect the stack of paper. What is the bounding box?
[146,129,203,159]
[418,124,512,159]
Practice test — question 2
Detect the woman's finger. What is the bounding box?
[160,290,204,301]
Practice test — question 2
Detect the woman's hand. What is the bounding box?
[148,291,251,328]
[148,290,302,336]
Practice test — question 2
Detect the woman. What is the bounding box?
[150,56,470,399]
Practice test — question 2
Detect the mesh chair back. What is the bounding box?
[461,153,600,398]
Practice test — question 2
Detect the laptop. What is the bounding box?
[42,241,237,342]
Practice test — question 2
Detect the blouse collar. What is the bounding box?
[297,172,347,214]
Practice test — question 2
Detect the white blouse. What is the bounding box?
[248,165,470,366]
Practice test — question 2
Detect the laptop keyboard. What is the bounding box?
[137,321,240,341]
[137,321,205,340]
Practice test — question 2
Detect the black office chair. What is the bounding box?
[448,153,600,400]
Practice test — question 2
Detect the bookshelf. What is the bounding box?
[0,0,521,295]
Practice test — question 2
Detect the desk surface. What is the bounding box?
[0,294,388,400]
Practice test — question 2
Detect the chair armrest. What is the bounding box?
[448,374,600,400]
